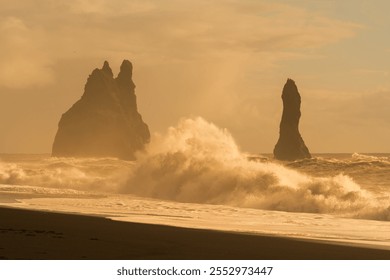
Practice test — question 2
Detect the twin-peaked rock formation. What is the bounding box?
[52,60,150,160]
[274,79,311,161]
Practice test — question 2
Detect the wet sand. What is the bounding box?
[0,207,388,260]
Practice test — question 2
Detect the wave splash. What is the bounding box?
[0,117,389,221]
[124,117,390,220]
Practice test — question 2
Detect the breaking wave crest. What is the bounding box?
[352,152,390,162]
[0,157,131,193]
[0,117,389,221]
[124,117,390,220]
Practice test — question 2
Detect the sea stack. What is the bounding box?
[52,60,150,160]
[273,79,311,160]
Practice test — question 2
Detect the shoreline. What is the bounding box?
[0,206,389,260]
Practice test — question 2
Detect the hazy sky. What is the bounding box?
[0,0,389,154]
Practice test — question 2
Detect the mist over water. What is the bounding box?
[125,117,390,220]
[0,117,389,221]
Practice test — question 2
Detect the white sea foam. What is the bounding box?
[124,117,390,220]
[0,117,389,221]
[0,157,131,192]
[1,118,389,249]
[352,152,390,162]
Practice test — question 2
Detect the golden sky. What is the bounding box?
[0,0,389,153]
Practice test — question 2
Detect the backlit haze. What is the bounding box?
[1,0,389,154]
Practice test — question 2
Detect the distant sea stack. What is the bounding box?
[273,79,311,161]
[52,60,150,160]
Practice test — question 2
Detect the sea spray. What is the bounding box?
[0,117,389,220]
[124,117,389,220]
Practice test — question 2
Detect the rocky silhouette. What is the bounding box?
[52,60,150,160]
[274,79,311,160]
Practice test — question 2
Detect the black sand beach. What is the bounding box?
[0,207,388,260]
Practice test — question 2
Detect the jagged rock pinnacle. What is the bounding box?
[273,78,311,161]
[102,60,113,77]
[52,60,150,160]
[116,60,135,89]
[117,60,132,78]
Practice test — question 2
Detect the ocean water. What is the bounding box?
[0,117,389,249]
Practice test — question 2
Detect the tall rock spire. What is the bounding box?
[52,60,150,160]
[102,60,113,77]
[273,79,311,160]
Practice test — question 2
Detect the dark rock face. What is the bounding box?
[52,60,150,160]
[273,79,311,161]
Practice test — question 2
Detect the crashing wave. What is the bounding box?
[1,117,389,221]
[124,117,390,220]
